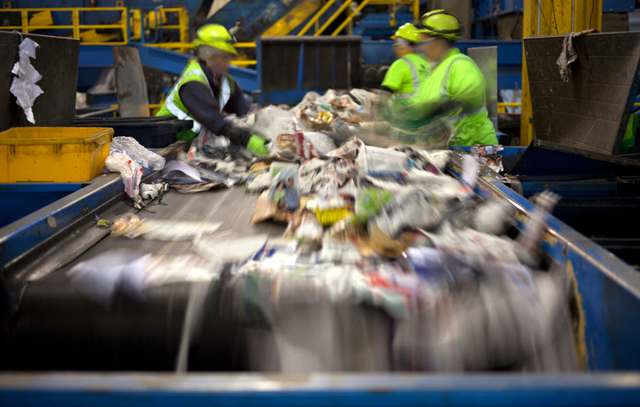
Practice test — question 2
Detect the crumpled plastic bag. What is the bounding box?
[375,188,442,238]
[405,169,468,203]
[471,199,515,235]
[301,132,336,156]
[105,151,144,198]
[105,139,168,203]
[356,145,407,173]
[111,137,165,170]
[226,111,256,129]
[295,212,323,243]
[350,88,379,114]
[428,225,522,270]
[252,106,297,140]
[10,38,43,124]
[246,171,273,193]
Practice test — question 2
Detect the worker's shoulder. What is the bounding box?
[389,57,411,70]
[447,54,482,76]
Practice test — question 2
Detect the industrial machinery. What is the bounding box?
[1,2,640,404]
[0,1,519,107]
[1,144,640,405]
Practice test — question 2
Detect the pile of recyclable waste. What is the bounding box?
[236,139,577,372]
[82,91,579,373]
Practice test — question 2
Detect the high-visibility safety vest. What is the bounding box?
[412,48,498,146]
[156,59,234,133]
[381,52,430,98]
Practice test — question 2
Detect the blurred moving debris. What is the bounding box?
[26,88,576,374]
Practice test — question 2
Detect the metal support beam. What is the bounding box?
[521,0,603,146]
[1,373,640,407]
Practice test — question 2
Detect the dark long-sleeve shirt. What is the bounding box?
[179,60,251,146]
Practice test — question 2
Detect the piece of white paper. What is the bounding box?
[10,38,43,124]
[462,154,479,188]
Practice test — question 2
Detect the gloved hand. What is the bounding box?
[246,134,269,157]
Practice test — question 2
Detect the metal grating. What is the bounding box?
[524,32,640,156]
[259,36,361,93]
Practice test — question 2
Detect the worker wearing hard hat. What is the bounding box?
[413,10,498,146]
[381,23,430,98]
[379,23,431,132]
[157,24,269,156]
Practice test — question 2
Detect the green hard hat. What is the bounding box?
[419,9,461,41]
[193,24,237,56]
[391,23,421,44]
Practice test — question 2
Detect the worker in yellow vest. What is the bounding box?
[157,24,269,156]
[379,23,432,131]
[381,23,430,98]
[413,10,497,146]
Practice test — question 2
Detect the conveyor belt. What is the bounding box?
[13,186,283,280]
[1,187,286,372]
[84,186,283,254]
[1,181,580,374]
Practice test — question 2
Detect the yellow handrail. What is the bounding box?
[1,7,126,12]
[331,0,370,36]
[145,41,256,66]
[0,7,255,66]
[147,42,256,49]
[297,0,337,36]
[0,7,128,45]
[230,60,257,66]
[138,7,190,52]
[315,0,353,36]
[303,0,417,37]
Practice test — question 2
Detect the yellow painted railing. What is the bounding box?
[331,0,371,36]
[497,102,521,114]
[139,7,190,52]
[0,7,254,66]
[147,42,257,50]
[0,7,128,45]
[263,0,323,36]
[298,0,419,37]
[298,0,337,36]
[146,42,257,67]
[1,2,422,66]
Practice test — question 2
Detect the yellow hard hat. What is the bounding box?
[193,24,237,56]
[391,23,421,44]
[419,9,461,41]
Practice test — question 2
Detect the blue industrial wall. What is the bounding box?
[9,0,202,13]
[474,0,635,20]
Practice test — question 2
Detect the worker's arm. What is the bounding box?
[223,79,251,117]
[380,59,410,93]
[179,81,251,146]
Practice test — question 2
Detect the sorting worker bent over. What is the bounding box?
[157,24,269,156]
